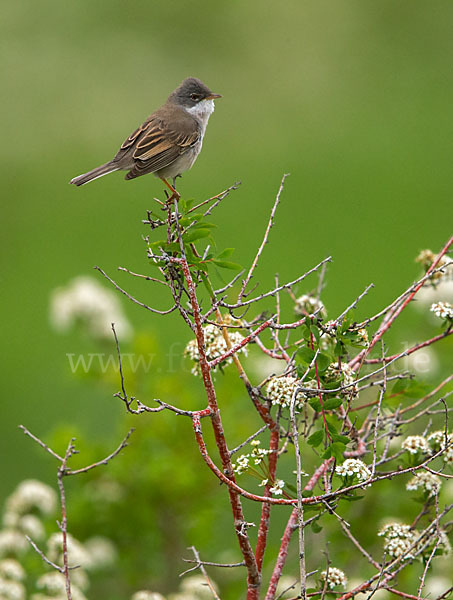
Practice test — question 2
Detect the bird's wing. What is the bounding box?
[115,110,200,179]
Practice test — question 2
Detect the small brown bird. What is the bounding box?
[69,77,221,197]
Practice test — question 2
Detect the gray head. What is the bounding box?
[168,77,221,108]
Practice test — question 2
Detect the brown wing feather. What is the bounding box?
[114,108,200,180]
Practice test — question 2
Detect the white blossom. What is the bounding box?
[427,430,453,463]
[416,250,453,285]
[47,533,91,569]
[84,536,117,570]
[6,480,57,517]
[250,440,271,465]
[325,363,358,397]
[320,567,347,589]
[431,301,453,320]
[131,592,166,600]
[0,577,25,600]
[180,574,218,598]
[0,560,25,582]
[294,294,327,318]
[50,276,132,341]
[406,471,441,497]
[266,376,305,409]
[336,459,371,483]
[185,323,247,376]
[232,454,250,475]
[401,435,429,455]
[18,515,45,540]
[36,572,87,600]
[269,480,285,496]
[378,523,417,559]
[356,328,369,346]
[0,531,28,558]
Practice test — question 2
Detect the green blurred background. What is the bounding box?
[2,0,453,597]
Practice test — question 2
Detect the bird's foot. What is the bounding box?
[160,177,180,206]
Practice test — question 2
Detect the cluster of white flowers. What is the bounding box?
[416,249,453,285]
[325,363,358,397]
[0,560,25,582]
[185,323,247,375]
[232,440,272,475]
[294,294,327,318]
[378,523,418,559]
[131,592,165,600]
[0,530,28,558]
[47,532,92,570]
[0,480,57,570]
[50,276,132,341]
[320,567,347,589]
[427,430,453,463]
[232,454,250,475]
[0,577,25,600]
[356,328,369,347]
[35,571,87,600]
[5,480,57,518]
[335,459,371,483]
[401,435,430,455]
[0,479,119,600]
[406,471,441,497]
[0,558,26,600]
[266,376,306,409]
[178,574,219,599]
[430,301,453,320]
[430,530,452,557]
[83,536,118,570]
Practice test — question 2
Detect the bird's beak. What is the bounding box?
[206,93,222,100]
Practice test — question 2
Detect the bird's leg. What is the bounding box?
[171,174,181,191]
[160,177,180,205]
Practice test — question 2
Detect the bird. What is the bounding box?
[69,77,221,198]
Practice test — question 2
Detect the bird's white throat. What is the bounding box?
[186,99,215,135]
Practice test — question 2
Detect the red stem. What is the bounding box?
[349,236,453,371]
[310,332,332,442]
[172,257,260,597]
[255,426,280,572]
[264,458,335,599]
[363,330,453,364]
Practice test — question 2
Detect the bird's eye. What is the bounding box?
[190,93,201,101]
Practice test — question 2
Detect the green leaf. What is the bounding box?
[310,323,321,344]
[285,482,298,495]
[341,494,364,502]
[323,442,345,461]
[212,260,242,270]
[216,247,235,260]
[300,324,312,341]
[332,433,350,444]
[308,430,324,447]
[308,397,321,411]
[316,352,332,372]
[334,340,344,357]
[311,520,323,533]
[165,242,181,252]
[297,346,316,365]
[340,313,353,333]
[190,221,217,230]
[184,228,212,243]
[148,239,167,250]
[322,397,343,411]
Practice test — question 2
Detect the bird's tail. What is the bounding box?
[69,161,119,186]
